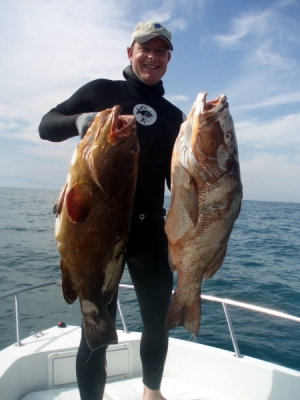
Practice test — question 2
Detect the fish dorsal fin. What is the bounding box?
[53,182,68,217]
[182,178,198,227]
[66,181,93,223]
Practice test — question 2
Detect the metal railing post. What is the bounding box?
[222,302,242,358]
[117,299,129,333]
[15,293,22,347]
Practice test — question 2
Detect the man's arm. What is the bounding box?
[38,81,97,142]
[39,110,81,142]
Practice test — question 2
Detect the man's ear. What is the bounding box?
[127,46,133,63]
[167,51,171,63]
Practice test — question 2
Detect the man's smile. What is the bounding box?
[144,65,159,69]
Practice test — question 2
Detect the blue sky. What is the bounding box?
[0,0,299,203]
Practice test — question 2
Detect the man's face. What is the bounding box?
[127,37,171,85]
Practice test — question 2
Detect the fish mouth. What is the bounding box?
[205,95,229,119]
[204,97,224,112]
[192,92,228,117]
[110,106,136,144]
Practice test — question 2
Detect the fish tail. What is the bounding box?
[165,290,200,337]
[81,299,118,350]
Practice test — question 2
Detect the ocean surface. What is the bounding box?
[0,187,299,371]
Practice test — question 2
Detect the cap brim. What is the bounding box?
[134,33,173,51]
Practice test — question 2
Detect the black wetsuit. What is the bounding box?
[39,65,184,399]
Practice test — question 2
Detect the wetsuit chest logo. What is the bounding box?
[133,104,157,126]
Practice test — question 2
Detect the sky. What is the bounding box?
[0,0,299,203]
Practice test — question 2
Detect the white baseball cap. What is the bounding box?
[131,21,173,51]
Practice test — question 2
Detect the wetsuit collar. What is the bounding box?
[123,65,165,96]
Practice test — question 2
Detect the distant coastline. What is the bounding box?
[0,185,299,205]
[0,176,61,190]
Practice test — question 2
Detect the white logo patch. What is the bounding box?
[133,104,157,126]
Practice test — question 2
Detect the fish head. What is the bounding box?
[180,92,239,183]
[78,106,139,190]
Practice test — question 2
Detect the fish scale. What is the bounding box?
[165,92,242,337]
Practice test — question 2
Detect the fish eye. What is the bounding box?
[225,132,232,142]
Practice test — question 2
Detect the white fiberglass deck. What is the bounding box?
[1,283,300,400]
[1,325,300,400]
[22,377,234,400]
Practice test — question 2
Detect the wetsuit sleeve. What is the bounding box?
[38,111,81,142]
[38,81,97,142]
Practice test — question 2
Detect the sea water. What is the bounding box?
[0,187,299,371]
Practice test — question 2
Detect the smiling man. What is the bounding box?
[39,21,185,400]
[128,22,172,86]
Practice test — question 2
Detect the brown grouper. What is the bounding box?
[54,106,139,350]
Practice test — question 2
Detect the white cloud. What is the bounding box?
[204,4,299,118]
[278,0,299,8]
[253,40,293,69]
[235,91,300,110]
[166,94,189,104]
[236,113,300,149]
[167,18,189,31]
[20,139,78,163]
[0,0,195,142]
[213,5,298,76]
[137,0,205,29]
[240,152,300,203]
[0,0,140,151]
[214,10,272,48]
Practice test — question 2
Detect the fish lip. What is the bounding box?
[111,105,122,133]
[110,107,136,144]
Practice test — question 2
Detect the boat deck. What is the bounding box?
[2,283,300,400]
[22,377,234,400]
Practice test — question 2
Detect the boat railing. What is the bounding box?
[1,281,300,358]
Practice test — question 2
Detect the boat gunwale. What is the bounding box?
[1,280,300,359]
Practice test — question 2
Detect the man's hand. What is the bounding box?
[76,112,98,139]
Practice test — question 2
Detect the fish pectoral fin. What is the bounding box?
[182,178,198,226]
[204,244,227,280]
[53,182,68,216]
[66,181,93,223]
[60,260,77,304]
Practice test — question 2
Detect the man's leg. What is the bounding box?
[126,218,173,391]
[76,292,118,400]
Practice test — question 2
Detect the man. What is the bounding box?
[39,21,184,400]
